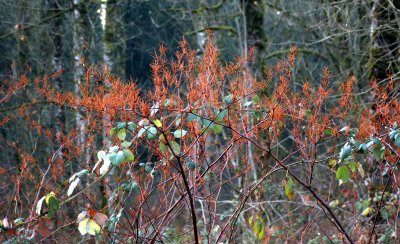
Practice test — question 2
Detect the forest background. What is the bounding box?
[0,0,399,243]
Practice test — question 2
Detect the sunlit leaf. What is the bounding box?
[121,141,132,148]
[46,193,59,218]
[328,159,337,168]
[252,217,265,240]
[36,196,46,215]
[244,101,253,107]
[117,128,126,141]
[329,199,339,208]
[110,128,117,136]
[117,122,126,129]
[146,126,158,139]
[97,150,106,160]
[111,151,125,166]
[153,119,162,128]
[336,166,350,185]
[45,192,56,205]
[169,141,181,155]
[362,207,374,217]
[348,161,358,172]
[100,157,111,175]
[68,178,80,197]
[123,149,134,161]
[137,128,146,138]
[339,142,352,161]
[173,129,187,138]
[78,218,101,236]
[224,94,233,104]
[213,124,223,134]
[77,169,89,178]
[76,211,88,223]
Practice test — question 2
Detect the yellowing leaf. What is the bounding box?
[45,192,56,205]
[252,217,265,240]
[362,207,374,217]
[153,119,162,128]
[78,218,101,236]
[283,177,295,200]
[76,211,88,223]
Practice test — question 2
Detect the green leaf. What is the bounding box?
[137,128,146,138]
[329,200,339,208]
[362,207,374,217]
[395,136,400,147]
[146,127,158,139]
[123,149,134,161]
[68,178,80,196]
[328,159,337,168]
[145,165,152,173]
[336,166,350,184]
[284,177,294,200]
[252,217,265,240]
[110,151,125,166]
[202,119,214,129]
[127,122,137,131]
[187,113,201,122]
[213,124,223,134]
[224,94,233,104]
[373,146,385,161]
[117,122,126,129]
[215,109,228,121]
[36,196,45,215]
[348,161,358,172]
[110,128,117,136]
[186,159,196,170]
[349,128,358,136]
[117,128,126,141]
[372,137,381,145]
[356,143,367,153]
[97,150,106,160]
[159,143,167,153]
[305,110,312,117]
[77,169,89,178]
[323,128,333,136]
[169,141,181,155]
[252,94,260,103]
[173,129,187,138]
[78,218,101,236]
[46,193,59,219]
[123,181,139,193]
[153,119,162,128]
[339,142,352,161]
[121,141,132,148]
